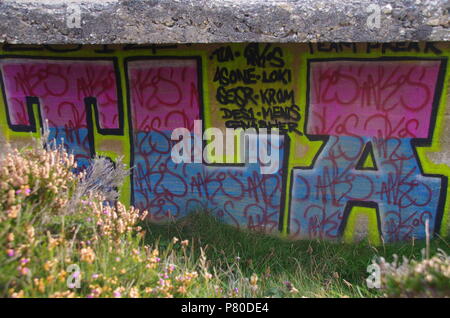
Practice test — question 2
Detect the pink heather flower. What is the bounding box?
[18,267,30,275]
[16,189,22,194]
[20,258,30,265]
[113,291,121,298]
[155,257,161,262]
[86,240,91,245]
[7,249,15,257]
[24,188,31,195]
[87,294,94,298]
[86,217,92,222]
[103,210,110,216]
[92,274,99,279]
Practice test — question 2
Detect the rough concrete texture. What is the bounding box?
[0,0,449,44]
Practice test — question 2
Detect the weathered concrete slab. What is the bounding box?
[0,0,448,44]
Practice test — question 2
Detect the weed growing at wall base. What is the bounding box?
[143,212,450,298]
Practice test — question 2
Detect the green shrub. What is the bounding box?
[376,250,450,298]
[0,141,213,298]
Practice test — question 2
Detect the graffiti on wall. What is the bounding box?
[0,58,123,170]
[0,43,448,242]
[291,58,448,242]
[211,44,301,135]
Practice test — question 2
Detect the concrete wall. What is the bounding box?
[1,0,449,43]
[0,42,449,243]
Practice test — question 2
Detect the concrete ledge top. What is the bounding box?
[0,0,449,44]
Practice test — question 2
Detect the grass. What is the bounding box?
[143,212,450,298]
